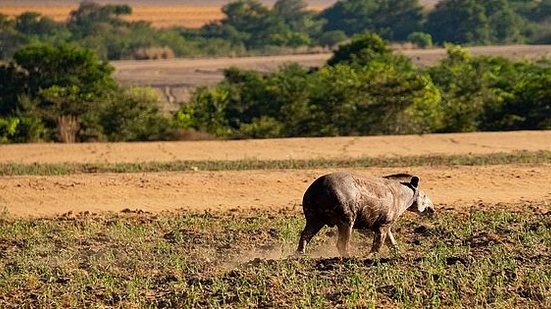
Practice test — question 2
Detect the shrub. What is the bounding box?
[95,87,174,142]
[407,32,433,48]
[0,117,19,143]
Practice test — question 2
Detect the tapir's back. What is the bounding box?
[302,172,394,227]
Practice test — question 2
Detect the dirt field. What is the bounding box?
[0,5,227,28]
[1,130,550,306]
[1,131,550,217]
[2,131,550,164]
[111,45,551,102]
[0,3,325,28]
[1,164,550,217]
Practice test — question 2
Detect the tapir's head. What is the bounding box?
[407,176,435,215]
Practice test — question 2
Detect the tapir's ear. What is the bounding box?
[410,176,420,188]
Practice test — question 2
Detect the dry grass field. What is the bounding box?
[0,4,325,28]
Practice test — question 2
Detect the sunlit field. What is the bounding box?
[0,5,326,28]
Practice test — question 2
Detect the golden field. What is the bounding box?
[0,5,326,28]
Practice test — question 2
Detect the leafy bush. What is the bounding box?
[428,44,551,132]
[0,117,19,143]
[407,32,433,48]
[0,44,174,143]
[94,87,173,141]
[327,33,395,66]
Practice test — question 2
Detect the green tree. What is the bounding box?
[273,0,323,43]
[15,12,69,41]
[320,0,424,41]
[68,1,132,39]
[515,0,551,22]
[0,14,27,59]
[327,33,406,67]
[426,0,524,45]
[483,0,524,43]
[13,44,116,98]
[481,62,551,130]
[219,0,275,48]
[95,87,173,141]
[407,32,433,48]
[1,44,117,141]
[428,46,484,132]
[203,0,317,48]
[426,0,490,44]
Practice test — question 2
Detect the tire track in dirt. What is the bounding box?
[1,164,550,218]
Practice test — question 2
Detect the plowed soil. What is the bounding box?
[1,131,550,217]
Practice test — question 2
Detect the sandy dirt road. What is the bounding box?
[1,131,550,164]
[1,164,550,218]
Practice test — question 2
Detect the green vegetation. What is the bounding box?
[3,0,551,62]
[2,33,551,143]
[1,151,550,176]
[407,32,433,49]
[0,205,549,307]
[320,0,424,41]
[0,44,174,143]
[426,0,525,45]
[179,36,551,138]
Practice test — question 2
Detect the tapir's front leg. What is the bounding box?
[385,227,397,248]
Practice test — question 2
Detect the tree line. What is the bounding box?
[177,34,551,138]
[2,0,551,61]
[1,34,550,143]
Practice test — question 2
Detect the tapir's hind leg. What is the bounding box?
[296,220,325,254]
[337,223,353,257]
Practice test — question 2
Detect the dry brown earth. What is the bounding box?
[1,131,550,164]
[1,165,550,218]
[1,131,550,217]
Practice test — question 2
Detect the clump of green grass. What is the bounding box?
[1,150,550,176]
[0,203,550,307]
